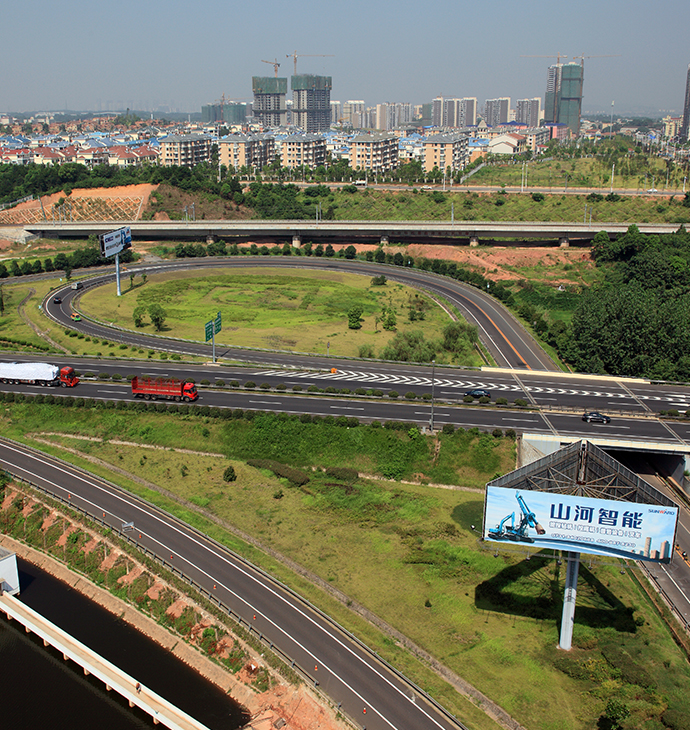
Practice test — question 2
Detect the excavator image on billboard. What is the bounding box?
[487,492,546,543]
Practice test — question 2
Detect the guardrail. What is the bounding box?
[0,194,33,211]
[2,441,470,730]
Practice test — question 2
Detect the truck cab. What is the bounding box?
[59,366,79,387]
[182,381,198,400]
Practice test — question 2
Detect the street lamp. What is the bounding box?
[429,359,436,433]
[610,163,615,194]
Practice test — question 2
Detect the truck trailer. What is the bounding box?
[0,362,79,387]
[131,376,198,402]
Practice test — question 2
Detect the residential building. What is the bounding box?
[219,133,275,171]
[520,127,550,153]
[515,98,541,127]
[484,98,510,127]
[681,64,690,141]
[488,133,527,156]
[544,64,562,124]
[158,134,212,167]
[342,100,365,127]
[252,77,288,128]
[458,97,477,128]
[349,133,398,173]
[421,133,469,173]
[662,116,683,139]
[280,134,326,169]
[291,75,332,132]
[330,100,342,125]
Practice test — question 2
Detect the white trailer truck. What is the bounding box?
[0,362,79,387]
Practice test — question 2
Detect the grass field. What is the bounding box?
[328,186,690,226]
[3,401,689,730]
[78,266,482,364]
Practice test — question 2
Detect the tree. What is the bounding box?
[148,303,166,331]
[344,245,357,259]
[325,244,335,258]
[54,253,69,271]
[133,306,146,327]
[374,248,386,263]
[129,273,135,289]
[347,305,363,329]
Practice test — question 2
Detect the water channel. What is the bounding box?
[0,557,250,730]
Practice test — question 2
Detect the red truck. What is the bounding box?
[130,376,198,402]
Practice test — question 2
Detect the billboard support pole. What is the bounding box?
[212,330,215,364]
[559,551,580,651]
[115,253,121,297]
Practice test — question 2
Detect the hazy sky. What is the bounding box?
[2,0,689,116]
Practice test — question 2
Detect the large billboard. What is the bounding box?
[99,226,132,258]
[483,486,678,563]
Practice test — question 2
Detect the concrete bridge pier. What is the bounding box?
[559,236,569,247]
[205,234,217,245]
[292,235,301,248]
[469,236,479,247]
[380,235,389,246]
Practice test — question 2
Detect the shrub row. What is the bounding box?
[324,466,359,483]
[245,459,310,487]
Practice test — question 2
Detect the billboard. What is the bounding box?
[99,226,132,258]
[483,486,678,563]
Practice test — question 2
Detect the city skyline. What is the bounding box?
[1,0,689,116]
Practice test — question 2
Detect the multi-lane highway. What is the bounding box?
[45,258,556,371]
[0,437,465,730]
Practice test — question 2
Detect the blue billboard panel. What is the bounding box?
[483,487,678,563]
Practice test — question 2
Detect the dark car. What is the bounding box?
[53,296,62,304]
[582,411,611,424]
[465,388,491,399]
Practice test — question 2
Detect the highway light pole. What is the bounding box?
[429,359,435,432]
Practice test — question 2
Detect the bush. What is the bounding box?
[492,428,503,438]
[371,420,381,428]
[404,391,417,400]
[388,390,399,399]
[98,373,110,380]
[223,465,237,482]
[276,383,287,390]
[514,398,528,407]
[505,429,516,440]
[215,380,225,387]
[244,381,256,389]
[442,423,455,434]
[200,379,210,385]
[495,397,508,405]
[307,384,320,392]
[259,382,271,390]
[325,467,358,482]
[246,459,310,487]
[292,384,303,392]
[463,395,474,403]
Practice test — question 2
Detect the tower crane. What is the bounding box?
[572,53,620,68]
[261,58,281,77]
[521,53,568,65]
[285,51,334,76]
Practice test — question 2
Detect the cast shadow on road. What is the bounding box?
[474,551,637,633]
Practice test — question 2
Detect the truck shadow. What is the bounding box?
[475,552,637,633]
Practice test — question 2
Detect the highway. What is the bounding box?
[0,436,465,730]
[45,258,556,370]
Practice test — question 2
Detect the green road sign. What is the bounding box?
[214,311,222,334]
[204,320,214,342]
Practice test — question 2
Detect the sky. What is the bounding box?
[2,0,689,117]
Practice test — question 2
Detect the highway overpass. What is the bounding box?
[22,219,681,246]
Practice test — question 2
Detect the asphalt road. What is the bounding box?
[0,437,465,730]
[45,258,556,371]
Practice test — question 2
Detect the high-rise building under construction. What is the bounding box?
[681,63,690,142]
[291,75,332,132]
[252,77,287,128]
[544,62,583,136]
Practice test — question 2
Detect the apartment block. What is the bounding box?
[342,100,365,127]
[422,133,469,173]
[349,133,398,173]
[515,98,541,127]
[280,134,326,169]
[484,98,510,127]
[158,134,213,167]
[218,133,275,171]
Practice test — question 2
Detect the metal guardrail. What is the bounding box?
[0,194,33,211]
[3,440,470,730]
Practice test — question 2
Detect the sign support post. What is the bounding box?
[115,253,121,296]
[558,552,580,651]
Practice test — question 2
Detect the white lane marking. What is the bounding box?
[0,443,449,730]
[414,412,450,417]
[249,400,283,405]
[329,406,364,411]
[502,418,540,422]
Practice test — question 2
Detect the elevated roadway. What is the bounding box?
[24,219,680,245]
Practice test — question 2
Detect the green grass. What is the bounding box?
[4,402,690,730]
[78,266,480,364]
[326,184,690,226]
